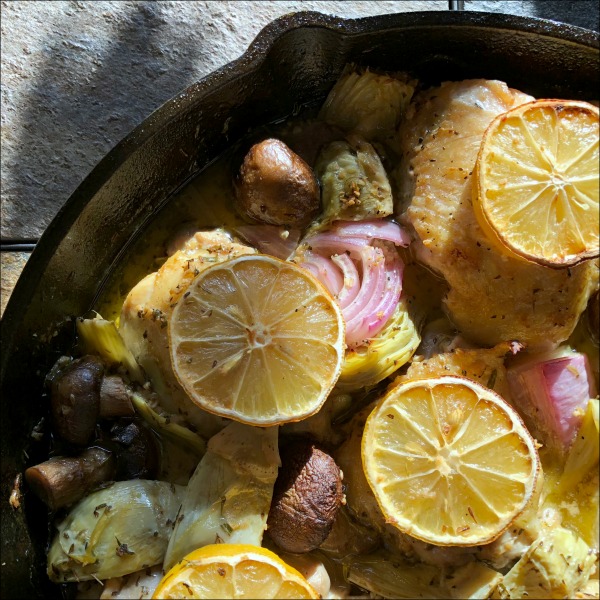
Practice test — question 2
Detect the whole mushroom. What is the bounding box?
[267,439,344,554]
[110,419,160,480]
[51,356,104,446]
[24,446,116,510]
[235,138,320,227]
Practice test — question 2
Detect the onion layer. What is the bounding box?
[234,225,301,260]
[299,220,409,348]
[507,348,597,451]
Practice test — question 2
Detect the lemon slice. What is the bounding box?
[362,376,541,546]
[169,255,345,426]
[474,99,599,267]
[153,544,319,599]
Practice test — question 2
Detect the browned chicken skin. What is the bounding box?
[396,79,598,350]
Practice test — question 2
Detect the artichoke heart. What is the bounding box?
[163,421,280,570]
[77,315,144,383]
[47,480,185,583]
[316,135,394,224]
[344,550,501,599]
[337,299,420,392]
[545,398,599,549]
[499,526,597,599]
[319,66,415,142]
[556,398,599,494]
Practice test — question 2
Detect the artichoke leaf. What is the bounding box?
[131,392,206,457]
[574,578,600,599]
[544,399,599,549]
[343,550,443,599]
[445,562,504,599]
[557,398,599,494]
[337,299,420,392]
[319,65,415,143]
[163,422,280,570]
[77,315,144,384]
[501,526,598,599]
[47,480,185,583]
[344,550,501,599]
[316,135,394,224]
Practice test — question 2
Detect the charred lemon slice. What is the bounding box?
[474,100,599,267]
[362,376,541,546]
[169,255,345,426]
[153,544,319,599]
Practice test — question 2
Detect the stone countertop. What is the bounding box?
[1,0,598,314]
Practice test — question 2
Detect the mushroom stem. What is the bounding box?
[24,447,116,510]
[99,375,135,418]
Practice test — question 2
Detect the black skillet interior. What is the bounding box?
[1,10,598,599]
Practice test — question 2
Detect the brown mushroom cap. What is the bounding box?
[110,419,160,480]
[51,356,104,446]
[234,138,320,227]
[267,439,343,553]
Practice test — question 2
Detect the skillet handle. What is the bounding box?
[449,0,465,10]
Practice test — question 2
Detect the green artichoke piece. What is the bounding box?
[77,315,144,383]
[316,135,394,224]
[500,527,597,599]
[344,550,501,599]
[163,422,280,570]
[574,578,600,599]
[545,398,599,548]
[47,480,185,582]
[319,66,415,142]
[344,550,442,599]
[336,298,421,392]
[557,398,599,494]
[131,392,206,457]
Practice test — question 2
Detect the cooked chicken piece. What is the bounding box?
[396,340,522,405]
[396,79,598,350]
[119,230,256,438]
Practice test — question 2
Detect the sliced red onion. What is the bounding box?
[306,233,370,256]
[330,220,411,247]
[331,253,360,309]
[363,248,404,336]
[303,220,409,256]
[345,247,387,347]
[343,246,382,322]
[297,219,409,349]
[507,350,597,450]
[234,225,301,260]
[301,261,321,281]
[345,245,403,347]
[300,252,343,296]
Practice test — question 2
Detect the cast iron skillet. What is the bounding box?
[1,10,598,599]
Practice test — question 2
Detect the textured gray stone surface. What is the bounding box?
[0,0,445,240]
[0,252,29,315]
[467,0,599,30]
